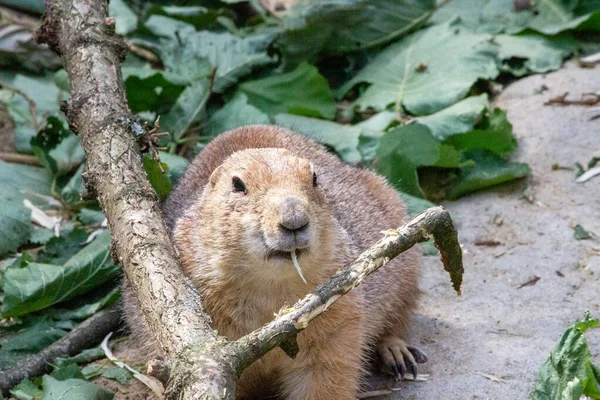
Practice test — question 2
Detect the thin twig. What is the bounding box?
[544,92,600,106]
[0,152,42,166]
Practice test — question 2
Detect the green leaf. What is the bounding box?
[108,0,138,35]
[50,363,86,381]
[159,30,275,91]
[415,94,489,141]
[10,379,42,400]
[448,150,531,199]
[530,313,600,400]
[0,160,52,256]
[573,224,593,241]
[445,109,517,156]
[161,79,211,140]
[77,208,106,226]
[51,285,119,321]
[239,62,337,119]
[30,227,55,245]
[100,366,132,385]
[4,74,66,153]
[340,20,498,116]
[1,231,120,318]
[145,5,223,30]
[82,365,132,385]
[273,114,368,164]
[122,67,185,115]
[205,93,270,137]
[1,316,67,353]
[143,15,195,39]
[494,33,576,77]
[31,117,83,177]
[61,163,84,204]
[143,155,172,199]
[158,152,189,186]
[43,228,90,265]
[0,160,52,196]
[375,124,460,196]
[54,347,106,368]
[0,190,30,257]
[279,0,435,66]
[41,376,113,400]
[433,0,600,35]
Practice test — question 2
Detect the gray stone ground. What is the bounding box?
[389,62,600,399]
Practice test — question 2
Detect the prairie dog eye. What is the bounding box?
[312,172,318,187]
[232,176,247,194]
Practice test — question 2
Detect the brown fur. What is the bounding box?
[122,125,422,399]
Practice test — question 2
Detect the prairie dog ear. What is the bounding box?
[209,165,224,187]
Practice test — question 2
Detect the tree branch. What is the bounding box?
[0,307,120,396]
[34,1,464,399]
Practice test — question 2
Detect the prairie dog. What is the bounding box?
[122,125,426,399]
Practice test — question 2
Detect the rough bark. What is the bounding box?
[35,1,464,399]
[0,307,119,396]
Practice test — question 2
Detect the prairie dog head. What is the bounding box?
[188,148,334,283]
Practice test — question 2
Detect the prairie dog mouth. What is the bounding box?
[266,248,308,284]
[267,248,307,259]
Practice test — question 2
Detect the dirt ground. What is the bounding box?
[392,62,600,400]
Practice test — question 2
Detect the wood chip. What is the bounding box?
[475,372,507,382]
[517,275,540,289]
[474,238,502,247]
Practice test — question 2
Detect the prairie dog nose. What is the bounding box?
[279,196,309,231]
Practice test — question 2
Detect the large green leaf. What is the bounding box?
[122,67,185,115]
[433,0,600,35]
[159,30,276,92]
[239,62,337,120]
[1,231,120,318]
[447,150,531,199]
[0,160,52,195]
[0,315,73,370]
[205,93,270,137]
[145,5,224,30]
[273,113,372,164]
[375,123,460,196]
[530,313,600,400]
[143,155,172,200]
[108,0,138,35]
[161,79,211,140]
[30,116,84,178]
[445,108,517,156]
[41,376,113,400]
[3,74,66,153]
[339,20,498,116]
[494,33,576,76]
[279,0,435,66]
[415,94,489,141]
[0,190,30,257]
[158,152,189,186]
[0,161,52,256]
